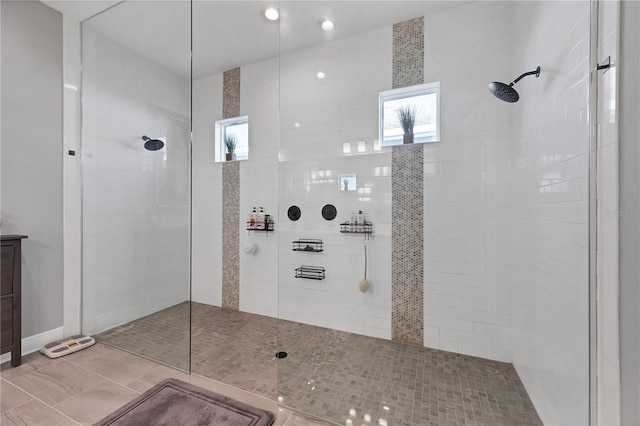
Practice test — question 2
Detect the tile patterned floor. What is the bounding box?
[0,344,330,426]
[92,302,543,426]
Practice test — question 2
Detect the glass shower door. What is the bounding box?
[188,0,281,396]
[81,1,192,371]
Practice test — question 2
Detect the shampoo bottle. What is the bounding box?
[357,210,364,232]
[250,207,257,229]
[257,207,265,229]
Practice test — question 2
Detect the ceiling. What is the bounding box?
[42,1,122,22]
[47,0,468,80]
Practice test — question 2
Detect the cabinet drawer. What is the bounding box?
[1,297,13,349]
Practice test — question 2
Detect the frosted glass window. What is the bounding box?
[379,82,440,146]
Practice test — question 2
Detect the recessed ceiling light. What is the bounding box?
[265,8,279,21]
[316,71,326,79]
[321,20,335,31]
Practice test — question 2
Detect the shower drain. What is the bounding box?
[275,351,288,359]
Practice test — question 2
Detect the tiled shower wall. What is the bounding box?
[421,1,514,362]
[192,2,520,356]
[277,27,393,337]
[510,1,591,424]
[82,27,191,334]
[238,58,280,318]
[192,27,394,337]
[191,60,280,317]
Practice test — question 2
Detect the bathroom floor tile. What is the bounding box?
[0,352,60,381]
[94,302,542,426]
[135,365,192,386]
[54,380,140,424]
[9,360,103,406]
[64,342,123,365]
[1,344,328,426]
[0,379,33,413]
[76,349,159,385]
[0,400,78,426]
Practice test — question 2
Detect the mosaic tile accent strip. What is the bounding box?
[223,67,241,119]
[222,161,240,310]
[391,16,426,346]
[96,302,542,426]
[392,17,424,89]
[392,144,424,346]
[221,66,241,310]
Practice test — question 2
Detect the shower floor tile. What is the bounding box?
[95,302,542,426]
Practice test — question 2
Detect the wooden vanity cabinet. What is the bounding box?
[1,235,27,367]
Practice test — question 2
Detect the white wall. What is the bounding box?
[422,1,514,362]
[81,27,191,334]
[510,1,591,424]
[1,1,64,337]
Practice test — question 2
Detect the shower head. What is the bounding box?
[489,66,541,103]
[488,82,519,103]
[142,135,164,151]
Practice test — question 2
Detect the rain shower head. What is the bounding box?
[489,66,541,103]
[142,135,164,151]
[488,82,520,103]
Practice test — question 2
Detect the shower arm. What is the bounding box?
[510,66,541,86]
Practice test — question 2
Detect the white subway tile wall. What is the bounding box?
[277,27,393,337]
[193,27,394,336]
[239,58,280,318]
[511,1,591,425]
[421,1,514,363]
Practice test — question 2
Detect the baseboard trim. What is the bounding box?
[0,326,65,364]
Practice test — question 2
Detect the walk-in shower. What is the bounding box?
[81,2,593,425]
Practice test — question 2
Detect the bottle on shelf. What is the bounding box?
[257,207,265,230]
[250,207,257,229]
[357,210,364,232]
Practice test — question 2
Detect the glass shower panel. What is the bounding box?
[81,1,192,371]
[276,2,394,423]
[189,1,281,397]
